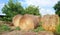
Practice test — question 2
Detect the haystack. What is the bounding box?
[41,15,59,32]
[12,14,22,27]
[19,14,41,31]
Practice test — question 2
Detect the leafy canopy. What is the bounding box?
[2,0,41,21]
[54,1,60,17]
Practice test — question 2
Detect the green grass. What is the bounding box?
[0,24,11,32]
[27,22,45,32]
[0,24,11,34]
[56,18,60,33]
[0,24,21,33]
[15,27,20,30]
[32,22,45,32]
[33,26,45,32]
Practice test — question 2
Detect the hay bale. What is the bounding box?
[19,14,41,31]
[12,14,23,27]
[41,15,59,32]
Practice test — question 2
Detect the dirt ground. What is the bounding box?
[1,31,54,35]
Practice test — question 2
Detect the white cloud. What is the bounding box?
[0,3,5,15]
[40,8,55,16]
[23,0,59,16]
[26,0,59,7]
[0,3,4,8]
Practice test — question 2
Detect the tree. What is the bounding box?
[53,1,60,17]
[2,0,41,21]
[2,0,24,21]
[25,5,40,15]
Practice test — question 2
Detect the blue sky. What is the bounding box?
[0,0,59,16]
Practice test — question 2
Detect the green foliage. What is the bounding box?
[2,0,40,21]
[32,22,45,32]
[0,24,11,32]
[25,5,40,15]
[56,18,60,33]
[33,26,44,32]
[33,26,45,32]
[54,1,60,17]
[2,0,24,21]
[15,27,20,30]
[56,24,60,33]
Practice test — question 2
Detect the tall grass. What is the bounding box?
[56,18,60,33]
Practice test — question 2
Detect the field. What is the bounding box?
[0,18,60,35]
